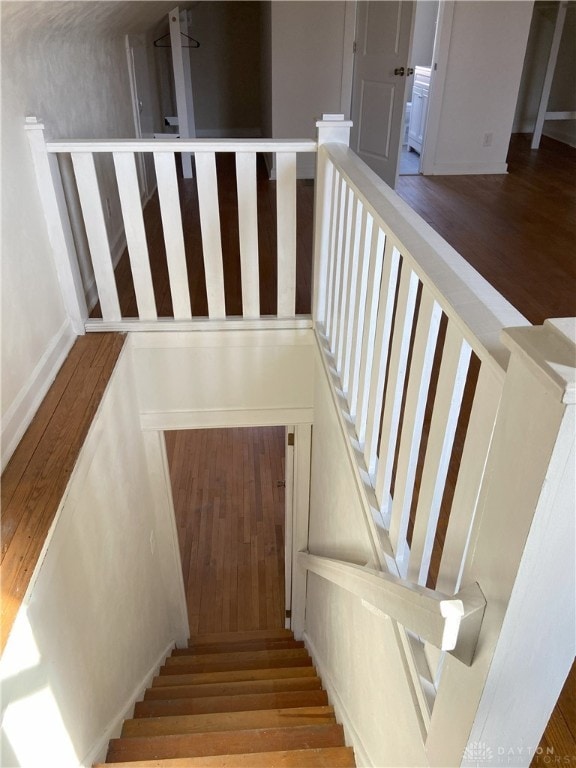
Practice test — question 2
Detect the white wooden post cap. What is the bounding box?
[25,116,45,130]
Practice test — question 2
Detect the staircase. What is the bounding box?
[98,629,356,767]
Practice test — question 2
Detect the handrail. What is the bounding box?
[299,551,486,666]
[319,143,530,375]
[45,138,318,154]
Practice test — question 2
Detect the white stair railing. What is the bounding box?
[25,117,317,330]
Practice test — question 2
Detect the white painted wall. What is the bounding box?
[130,330,315,429]
[411,0,439,67]
[305,351,428,767]
[270,1,352,177]
[188,2,263,137]
[0,345,187,768]
[0,3,137,467]
[426,1,534,174]
[514,1,576,147]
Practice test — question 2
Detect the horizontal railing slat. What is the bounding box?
[46,139,318,154]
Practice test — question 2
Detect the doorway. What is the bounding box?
[164,426,288,636]
[399,1,439,176]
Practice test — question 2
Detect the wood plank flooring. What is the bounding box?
[165,427,286,636]
[397,134,576,325]
[0,333,125,652]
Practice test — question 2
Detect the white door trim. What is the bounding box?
[420,0,455,176]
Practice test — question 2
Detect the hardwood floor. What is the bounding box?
[0,333,125,652]
[396,134,576,325]
[165,427,286,636]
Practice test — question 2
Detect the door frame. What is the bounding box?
[419,0,455,176]
[345,0,455,181]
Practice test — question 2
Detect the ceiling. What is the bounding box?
[1,1,198,36]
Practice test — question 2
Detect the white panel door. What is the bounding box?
[350,1,414,189]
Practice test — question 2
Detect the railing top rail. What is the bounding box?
[299,551,485,666]
[45,138,318,154]
[321,143,530,375]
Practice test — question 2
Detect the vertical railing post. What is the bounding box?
[428,318,576,766]
[312,114,352,325]
[24,117,88,334]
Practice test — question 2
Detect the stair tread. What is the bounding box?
[167,648,310,665]
[175,639,304,655]
[162,648,311,675]
[134,689,329,718]
[106,724,346,762]
[122,706,336,738]
[99,746,355,767]
[145,676,323,700]
[189,629,294,647]
[152,667,317,687]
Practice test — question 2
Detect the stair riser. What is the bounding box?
[152,666,317,687]
[134,690,329,717]
[166,648,309,667]
[190,629,294,646]
[145,677,323,700]
[122,706,335,738]
[180,639,305,655]
[106,724,346,762]
[99,746,356,767]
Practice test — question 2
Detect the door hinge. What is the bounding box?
[285,609,292,619]
[288,433,295,446]
[353,41,357,54]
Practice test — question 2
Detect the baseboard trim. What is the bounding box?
[80,639,175,767]
[1,319,76,471]
[303,631,373,768]
[429,161,508,175]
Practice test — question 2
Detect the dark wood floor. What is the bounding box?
[397,134,576,325]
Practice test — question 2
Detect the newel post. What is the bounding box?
[312,114,353,326]
[428,318,576,767]
[24,117,88,334]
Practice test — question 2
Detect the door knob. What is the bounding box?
[407,67,415,76]
[394,67,405,76]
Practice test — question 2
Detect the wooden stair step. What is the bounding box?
[121,706,335,738]
[152,666,318,688]
[134,689,329,718]
[106,723,346,763]
[145,676,323,700]
[163,648,311,674]
[175,639,304,655]
[99,745,355,767]
[189,629,294,648]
